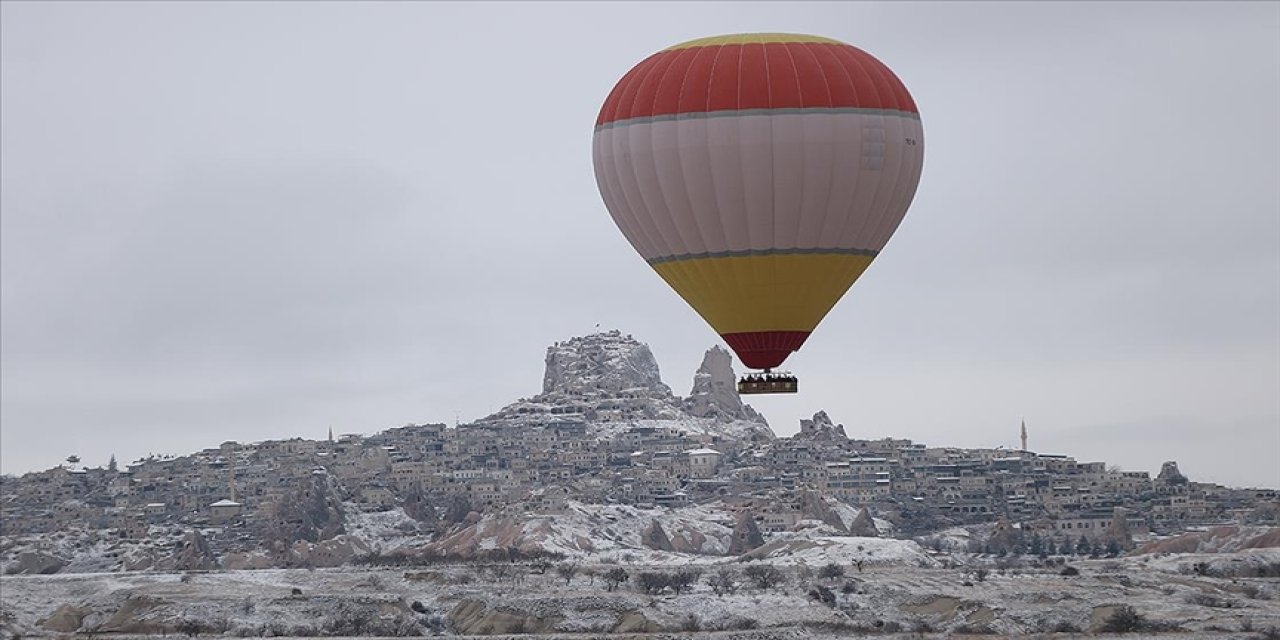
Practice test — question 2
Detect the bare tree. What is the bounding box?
[818,563,845,580]
[669,569,701,594]
[743,564,784,590]
[602,567,629,592]
[707,568,739,596]
[555,562,579,585]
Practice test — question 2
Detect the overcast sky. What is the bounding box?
[2,2,1277,488]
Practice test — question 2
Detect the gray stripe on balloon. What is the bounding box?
[646,247,879,266]
[595,107,921,132]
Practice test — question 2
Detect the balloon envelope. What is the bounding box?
[593,33,924,370]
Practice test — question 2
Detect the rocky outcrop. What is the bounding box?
[1135,526,1280,554]
[485,331,685,425]
[282,535,370,568]
[985,517,1020,553]
[4,550,67,575]
[849,508,880,538]
[1157,460,1188,485]
[450,599,562,635]
[729,513,765,554]
[641,519,672,552]
[672,529,708,554]
[39,604,92,632]
[612,610,660,633]
[799,491,849,533]
[542,330,670,397]
[449,598,661,635]
[796,410,848,441]
[165,530,218,571]
[402,486,440,525]
[684,345,762,423]
[1106,508,1134,549]
[90,594,174,635]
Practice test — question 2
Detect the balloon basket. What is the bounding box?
[737,373,798,395]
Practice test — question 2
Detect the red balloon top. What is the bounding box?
[596,33,919,128]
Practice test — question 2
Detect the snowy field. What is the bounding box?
[3,550,1279,638]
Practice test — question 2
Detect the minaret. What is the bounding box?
[328,425,334,443]
[1020,420,1028,452]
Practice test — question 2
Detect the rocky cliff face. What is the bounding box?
[484,331,773,441]
[684,346,763,423]
[1158,460,1189,485]
[728,512,765,554]
[541,331,670,397]
[796,411,848,441]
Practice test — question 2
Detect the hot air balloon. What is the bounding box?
[593,33,924,394]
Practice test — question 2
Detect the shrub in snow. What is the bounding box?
[555,562,579,585]
[743,564,784,590]
[1100,605,1145,633]
[1186,593,1236,609]
[818,563,845,580]
[707,568,739,596]
[794,564,813,581]
[669,569,701,594]
[807,585,836,607]
[636,571,667,594]
[1049,620,1082,633]
[679,615,701,632]
[602,567,629,592]
[954,622,996,634]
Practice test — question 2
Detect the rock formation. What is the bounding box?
[165,530,217,571]
[799,490,850,533]
[684,345,762,423]
[796,410,848,441]
[1106,508,1134,549]
[729,512,765,554]
[849,508,880,538]
[4,550,67,575]
[640,519,672,552]
[985,516,1021,553]
[542,330,670,397]
[1157,460,1188,485]
[39,604,92,633]
[483,331,773,441]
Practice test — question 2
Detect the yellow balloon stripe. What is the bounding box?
[650,253,875,334]
[663,33,845,51]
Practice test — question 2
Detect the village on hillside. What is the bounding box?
[3,332,1275,574]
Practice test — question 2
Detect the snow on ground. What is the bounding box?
[1137,546,1280,577]
[424,500,740,562]
[741,536,938,568]
[1,523,198,574]
[342,505,425,553]
[5,553,1280,638]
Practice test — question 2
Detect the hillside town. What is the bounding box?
[3,331,1277,572]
